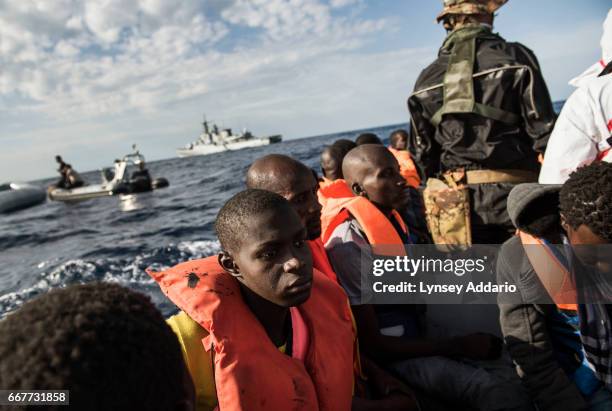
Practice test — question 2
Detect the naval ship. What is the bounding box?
[177,117,282,157]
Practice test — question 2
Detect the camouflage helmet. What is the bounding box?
[436,0,508,23]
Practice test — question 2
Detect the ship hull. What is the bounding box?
[177,135,282,158]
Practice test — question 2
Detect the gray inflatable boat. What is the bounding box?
[0,183,46,214]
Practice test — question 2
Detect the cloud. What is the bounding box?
[330,0,360,8]
[221,0,332,40]
[0,1,228,115]
[0,0,387,123]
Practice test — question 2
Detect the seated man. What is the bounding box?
[498,178,603,410]
[320,139,357,184]
[388,129,429,243]
[55,155,85,189]
[319,143,356,212]
[0,283,195,411]
[388,129,421,189]
[324,144,533,411]
[321,145,347,183]
[150,189,355,411]
[55,155,70,188]
[64,164,84,189]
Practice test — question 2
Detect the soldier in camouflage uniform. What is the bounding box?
[409,0,556,244]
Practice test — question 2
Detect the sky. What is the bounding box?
[1,0,610,182]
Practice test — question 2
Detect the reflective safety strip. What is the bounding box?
[431,25,520,128]
[518,231,577,311]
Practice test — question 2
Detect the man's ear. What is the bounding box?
[218,251,240,277]
[560,213,570,233]
[351,182,367,198]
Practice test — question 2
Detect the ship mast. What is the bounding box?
[202,114,209,134]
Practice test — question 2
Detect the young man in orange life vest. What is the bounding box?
[319,142,356,211]
[149,189,355,411]
[387,129,430,243]
[246,154,419,410]
[387,129,421,189]
[323,144,533,411]
[320,140,356,185]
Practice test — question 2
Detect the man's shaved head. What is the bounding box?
[343,145,393,186]
[246,154,322,239]
[342,144,408,211]
[247,154,311,194]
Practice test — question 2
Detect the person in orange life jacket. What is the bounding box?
[319,142,356,211]
[497,177,608,411]
[388,129,421,189]
[321,145,348,183]
[325,144,534,411]
[319,139,357,188]
[155,189,355,411]
[320,139,356,183]
[356,133,384,146]
[388,129,430,244]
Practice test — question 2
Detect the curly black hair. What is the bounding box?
[560,162,612,241]
[216,189,293,253]
[0,283,187,411]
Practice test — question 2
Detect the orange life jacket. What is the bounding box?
[319,176,334,189]
[388,147,421,188]
[308,238,337,283]
[318,178,354,209]
[318,179,354,240]
[518,231,578,311]
[321,196,408,256]
[148,256,354,411]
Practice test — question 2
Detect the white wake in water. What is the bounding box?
[0,240,221,318]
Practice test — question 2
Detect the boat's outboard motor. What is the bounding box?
[111,183,130,195]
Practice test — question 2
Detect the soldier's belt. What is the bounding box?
[464,169,538,185]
